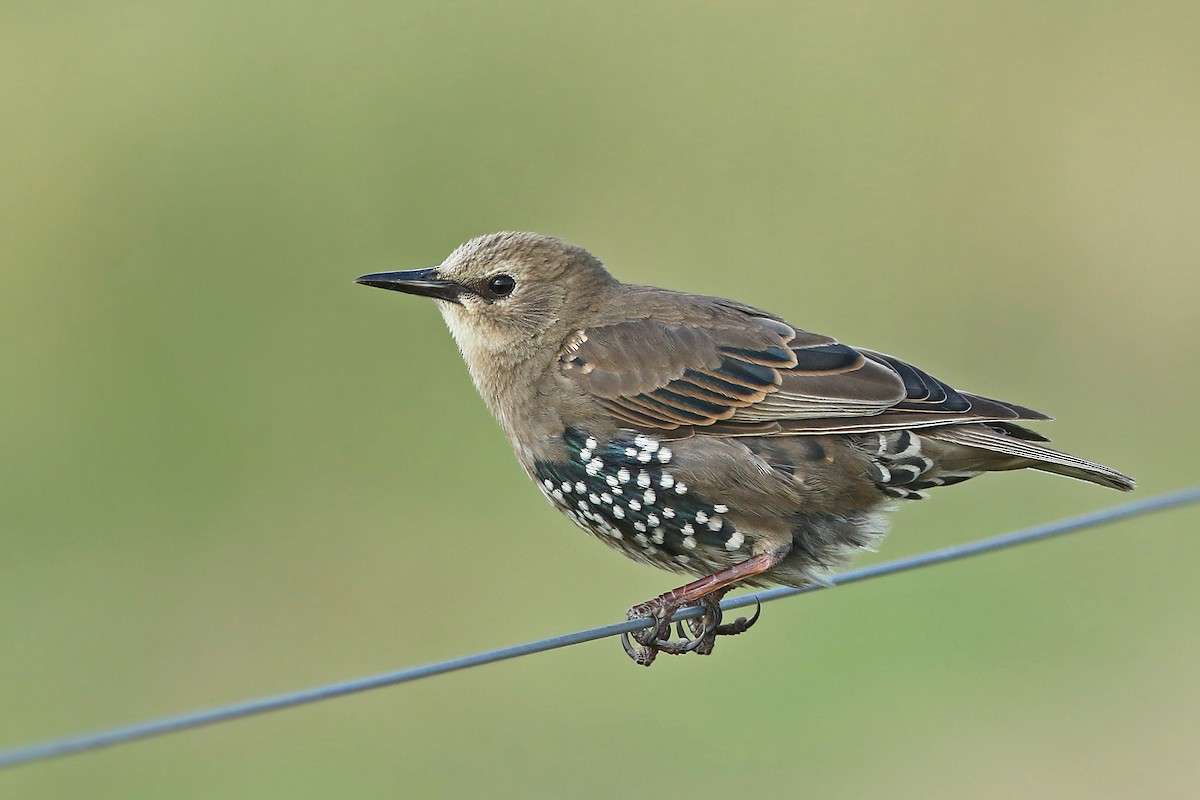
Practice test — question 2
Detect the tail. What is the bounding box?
[924,425,1136,492]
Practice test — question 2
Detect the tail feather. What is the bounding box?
[924,425,1136,492]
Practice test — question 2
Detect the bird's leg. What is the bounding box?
[622,547,789,666]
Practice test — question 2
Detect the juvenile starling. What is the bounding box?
[357,232,1135,666]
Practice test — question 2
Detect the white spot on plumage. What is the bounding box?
[675,481,688,495]
[651,529,664,544]
[625,447,638,457]
[646,514,660,527]
[682,536,697,550]
[636,471,651,488]
[589,493,601,504]
[601,492,613,504]
[660,473,675,489]
[617,467,631,484]
[725,531,744,551]
[543,479,554,491]
[643,489,656,504]
[714,504,729,514]
[695,510,709,524]
[561,481,572,493]
[575,482,586,494]
[606,475,619,487]
[662,507,675,519]
[628,498,642,511]
[633,532,648,546]
[633,522,646,534]
[586,458,603,476]
[675,554,691,564]
[637,451,652,463]
[657,447,672,463]
[551,489,564,501]
[585,437,598,450]
[578,448,592,462]
[708,516,724,531]
[681,523,694,535]
[612,505,625,519]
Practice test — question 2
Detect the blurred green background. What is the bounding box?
[2,2,1198,797]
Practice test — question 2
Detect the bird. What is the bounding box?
[356,232,1135,666]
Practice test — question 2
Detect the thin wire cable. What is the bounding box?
[1,487,1197,771]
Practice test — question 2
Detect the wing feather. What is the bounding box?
[558,302,1048,434]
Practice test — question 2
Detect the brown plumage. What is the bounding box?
[358,231,1134,665]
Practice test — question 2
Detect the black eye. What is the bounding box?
[487,274,516,297]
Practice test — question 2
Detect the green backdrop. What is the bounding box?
[2,3,1198,797]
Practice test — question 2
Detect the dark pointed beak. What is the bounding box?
[355,268,465,304]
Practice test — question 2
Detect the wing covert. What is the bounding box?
[558,313,917,430]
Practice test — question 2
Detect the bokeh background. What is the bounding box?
[2,3,1198,797]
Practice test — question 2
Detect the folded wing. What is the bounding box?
[558,305,1044,434]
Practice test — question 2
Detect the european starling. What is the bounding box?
[357,232,1135,666]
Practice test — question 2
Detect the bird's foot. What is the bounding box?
[678,595,762,651]
[620,602,712,666]
[621,592,762,666]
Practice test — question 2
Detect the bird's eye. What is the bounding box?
[487,274,516,297]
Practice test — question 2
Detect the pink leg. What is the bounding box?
[623,546,790,666]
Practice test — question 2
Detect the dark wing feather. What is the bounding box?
[862,351,969,410]
[558,304,1049,434]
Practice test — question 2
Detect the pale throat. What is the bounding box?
[439,303,549,444]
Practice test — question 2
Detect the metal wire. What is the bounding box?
[1,487,1197,771]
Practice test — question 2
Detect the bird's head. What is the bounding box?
[357,232,619,370]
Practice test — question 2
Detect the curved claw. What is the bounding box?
[672,619,713,651]
[715,596,762,636]
[622,627,667,666]
[688,601,722,638]
[626,604,699,665]
[668,631,711,655]
[675,614,706,641]
[628,613,669,646]
[621,630,647,663]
